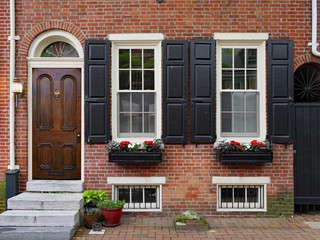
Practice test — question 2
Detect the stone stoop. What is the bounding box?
[0,180,84,240]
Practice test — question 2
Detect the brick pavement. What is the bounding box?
[73,214,320,240]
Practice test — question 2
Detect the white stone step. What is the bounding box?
[27,180,84,192]
[7,192,83,211]
[0,210,80,227]
[0,226,75,240]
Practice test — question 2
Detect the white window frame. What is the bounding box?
[214,33,268,143]
[212,176,270,212]
[108,177,166,212]
[110,33,164,143]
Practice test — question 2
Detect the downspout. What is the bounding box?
[312,0,320,57]
[8,0,19,170]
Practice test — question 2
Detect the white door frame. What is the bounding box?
[27,30,84,181]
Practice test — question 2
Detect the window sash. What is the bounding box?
[218,185,264,210]
[114,185,161,210]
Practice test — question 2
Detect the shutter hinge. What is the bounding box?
[293,149,297,154]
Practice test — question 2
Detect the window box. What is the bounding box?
[109,151,162,163]
[217,151,273,163]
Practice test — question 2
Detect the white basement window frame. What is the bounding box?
[109,33,164,143]
[212,176,270,212]
[108,177,166,212]
[214,33,268,143]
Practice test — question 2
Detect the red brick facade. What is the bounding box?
[0,0,317,216]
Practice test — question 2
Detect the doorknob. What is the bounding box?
[76,132,81,143]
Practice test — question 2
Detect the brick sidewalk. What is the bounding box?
[73,214,320,240]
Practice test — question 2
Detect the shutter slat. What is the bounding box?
[267,40,294,144]
[85,40,110,143]
[162,40,188,144]
[190,39,216,143]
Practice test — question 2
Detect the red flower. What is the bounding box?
[235,142,240,145]
[230,140,235,145]
[260,142,263,146]
[237,145,242,149]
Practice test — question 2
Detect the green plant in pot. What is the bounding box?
[83,190,108,228]
[83,190,109,207]
[98,199,125,227]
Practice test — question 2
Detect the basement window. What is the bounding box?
[212,176,269,212]
[108,177,165,212]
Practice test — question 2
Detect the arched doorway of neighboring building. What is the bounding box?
[294,62,320,212]
[28,30,84,180]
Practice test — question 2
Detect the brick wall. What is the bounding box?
[0,0,317,216]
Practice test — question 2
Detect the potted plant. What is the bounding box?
[83,189,108,207]
[84,207,99,229]
[98,199,125,227]
[215,140,273,163]
[82,190,109,228]
[108,139,163,163]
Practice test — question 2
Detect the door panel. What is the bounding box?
[294,103,320,205]
[33,68,81,180]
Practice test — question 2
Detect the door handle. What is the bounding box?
[76,132,81,143]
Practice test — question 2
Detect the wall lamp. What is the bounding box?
[12,77,24,107]
[156,0,164,2]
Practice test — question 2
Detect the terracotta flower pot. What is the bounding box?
[101,208,122,226]
[84,212,99,229]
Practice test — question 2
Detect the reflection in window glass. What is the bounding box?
[41,42,79,57]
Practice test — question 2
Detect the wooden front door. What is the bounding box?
[32,68,81,179]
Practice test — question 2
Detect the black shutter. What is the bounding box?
[85,40,110,143]
[162,40,188,144]
[267,40,294,144]
[190,39,216,143]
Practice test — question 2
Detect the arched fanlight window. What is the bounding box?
[294,63,320,102]
[40,41,79,57]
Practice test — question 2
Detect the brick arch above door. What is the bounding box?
[19,20,86,58]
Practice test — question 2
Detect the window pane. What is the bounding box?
[234,93,244,111]
[119,70,130,90]
[118,188,130,203]
[131,188,143,203]
[144,113,155,133]
[222,70,232,89]
[144,70,154,90]
[132,70,142,90]
[222,113,232,132]
[119,93,130,112]
[247,188,258,202]
[145,188,157,203]
[119,49,130,68]
[234,49,245,68]
[132,93,142,112]
[144,93,155,112]
[221,188,232,202]
[234,70,245,89]
[247,70,257,89]
[246,49,257,68]
[131,49,142,69]
[222,48,232,68]
[221,92,232,111]
[246,113,257,132]
[234,113,244,132]
[120,113,130,133]
[132,113,142,133]
[144,49,154,68]
[246,93,257,111]
[234,188,245,202]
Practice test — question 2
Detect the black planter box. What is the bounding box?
[217,151,273,163]
[109,151,162,163]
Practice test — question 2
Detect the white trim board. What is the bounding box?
[212,176,271,185]
[108,177,166,185]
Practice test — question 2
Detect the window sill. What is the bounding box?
[217,151,273,163]
[109,151,162,163]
